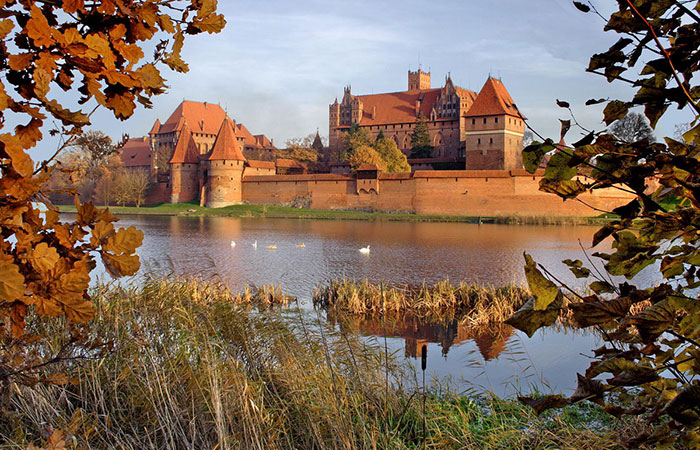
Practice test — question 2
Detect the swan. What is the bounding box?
[359,245,370,254]
[252,240,257,249]
[266,245,277,250]
[230,241,236,247]
[296,243,306,248]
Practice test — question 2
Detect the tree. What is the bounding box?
[409,115,433,158]
[609,112,654,143]
[509,1,700,447]
[278,133,323,162]
[0,0,225,420]
[522,129,535,148]
[374,137,410,172]
[348,145,385,170]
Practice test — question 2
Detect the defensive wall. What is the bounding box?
[241,169,631,217]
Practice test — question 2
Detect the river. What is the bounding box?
[82,214,657,397]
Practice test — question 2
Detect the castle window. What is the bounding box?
[495,117,498,123]
[490,138,493,144]
[472,119,475,125]
[478,138,481,145]
[483,118,487,124]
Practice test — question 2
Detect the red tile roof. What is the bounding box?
[159,101,228,135]
[275,158,306,169]
[120,137,151,168]
[244,173,353,182]
[356,163,381,171]
[247,160,276,169]
[208,118,246,161]
[169,124,200,164]
[464,78,522,118]
[353,89,444,125]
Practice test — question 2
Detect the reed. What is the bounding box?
[4,278,639,449]
[313,279,530,326]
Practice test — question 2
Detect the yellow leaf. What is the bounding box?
[105,91,136,119]
[8,53,33,71]
[26,6,53,47]
[0,80,10,110]
[0,18,13,39]
[139,3,158,26]
[0,255,25,301]
[104,226,143,254]
[102,252,140,278]
[157,15,174,33]
[193,13,227,33]
[58,267,90,294]
[63,0,84,14]
[198,0,218,18]
[29,242,60,274]
[134,63,164,89]
[683,122,700,145]
[64,299,94,323]
[15,118,43,148]
[90,219,115,246]
[0,134,35,176]
[34,295,64,317]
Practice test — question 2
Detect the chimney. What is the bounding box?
[415,100,421,116]
[372,106,376,118]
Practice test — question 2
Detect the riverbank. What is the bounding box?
[57,202,613,225]
[7,278,641,449]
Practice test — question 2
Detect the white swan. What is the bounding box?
[359,245,370,254]
[266,244,277,250]
[252,240,257,249]
[230,241,236,247]
[296,243,306,248]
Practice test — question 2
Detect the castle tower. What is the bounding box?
[329,98,340,150]
[408,69,431,91]
[463,77,525,170]
[204,117,247,208]
[169,124,200,203]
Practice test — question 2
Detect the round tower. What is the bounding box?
[169,123,200,203]
[205,117,247,208]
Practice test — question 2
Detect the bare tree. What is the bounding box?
[522,130,535,147]
[609,112,654,143]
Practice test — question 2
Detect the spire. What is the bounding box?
[149,119,161,135]
[208,117,246,161]
[169,124,200,164]
[312,129,323,151]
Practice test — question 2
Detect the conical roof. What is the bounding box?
[169,124,200,164]
[464,77,523,118]
[208,117,246,161]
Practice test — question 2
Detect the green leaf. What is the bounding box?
[539,178,587,199]
[569,296,633,327]
[523,253,560,310]
[506,298,562,338]
[544,151,576,180]
[521,142,550,174]
[603,101,629,125]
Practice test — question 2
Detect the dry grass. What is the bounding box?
[313,279,530,326]
[2,278,641,449]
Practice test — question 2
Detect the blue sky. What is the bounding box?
[35,0,695,158]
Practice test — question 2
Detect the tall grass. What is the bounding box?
[4,278,639,449]
[313,279,530,326]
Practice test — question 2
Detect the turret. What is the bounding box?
[408,69,431,91]
[204,117,247,208]
[169,124,201,203]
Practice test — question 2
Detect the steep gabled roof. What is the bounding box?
[169,124,200,164]
[159,101,228,135]
[208,118,246,161]
[120,137,151,168]
[351,89,442,125]
[464,78,522,118]
[149,119,161,135]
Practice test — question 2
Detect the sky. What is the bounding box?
[33,0,697,159]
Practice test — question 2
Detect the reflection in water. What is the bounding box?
[327,310,514,361]
[67,214,651,395]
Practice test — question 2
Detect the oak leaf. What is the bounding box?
[0,255,26,301]
[29,242,60,274]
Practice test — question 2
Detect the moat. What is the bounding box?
[86,215,658,396]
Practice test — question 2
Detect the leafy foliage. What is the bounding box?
[342,126,410,172]
[507,1,700,446]
[0,0,225,401]
[409,114,433,158]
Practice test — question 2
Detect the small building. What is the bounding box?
[275,158,307,175]
[120,137,151,171]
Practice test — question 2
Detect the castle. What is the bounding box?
[329,70,526,170]
[120,78,631,217]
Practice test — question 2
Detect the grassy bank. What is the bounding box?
[56,202,612,225]
[5,278,643,449]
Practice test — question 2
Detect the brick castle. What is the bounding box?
[329,70,525,170]
[120,72,631,216]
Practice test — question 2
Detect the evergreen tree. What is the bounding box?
[409,115,433,158]
[376,129,385,141]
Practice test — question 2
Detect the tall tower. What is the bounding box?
[205,117,247,208]
[408,69,431,91]
[329,98,340,150]
[464,77,525,170]
[169,124,201,203]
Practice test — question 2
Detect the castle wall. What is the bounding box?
[170,163,199,203]
[239,170,632,217]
